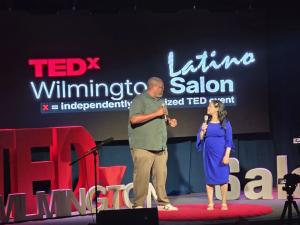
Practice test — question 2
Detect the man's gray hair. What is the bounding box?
[147,77,164,88]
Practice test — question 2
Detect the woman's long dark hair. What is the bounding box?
[210,100,228,129]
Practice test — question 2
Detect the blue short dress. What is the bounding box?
[196,120,234,185]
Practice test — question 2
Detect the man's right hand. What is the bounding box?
[155,106,166,117]
[130,105,167,125]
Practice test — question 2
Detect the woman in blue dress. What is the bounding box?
[196,100,234,210]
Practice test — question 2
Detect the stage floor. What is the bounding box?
[8,192,300,225]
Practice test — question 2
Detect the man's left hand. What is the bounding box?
[168,118,177,128]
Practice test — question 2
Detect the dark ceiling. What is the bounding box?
[0,0,299,14]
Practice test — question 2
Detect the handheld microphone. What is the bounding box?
[161,103,168,121]
[204,114,209,125]
[201,115,209,135]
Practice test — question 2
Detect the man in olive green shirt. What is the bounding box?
[128,77,178,211]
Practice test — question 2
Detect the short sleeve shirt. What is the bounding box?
[128,92,167,151]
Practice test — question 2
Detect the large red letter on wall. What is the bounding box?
[0,126,102,216]
[14,128,56,214]
[52,126,97,197]
[0,129,16,199]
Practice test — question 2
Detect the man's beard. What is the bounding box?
[156,92,163,98]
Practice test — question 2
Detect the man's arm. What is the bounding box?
[130,106,165,124]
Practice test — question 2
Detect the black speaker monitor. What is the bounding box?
[90,207,159,225]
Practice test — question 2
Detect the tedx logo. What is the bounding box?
[28,57,100,78]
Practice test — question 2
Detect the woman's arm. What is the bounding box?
[223,120,234,164]
[223,147,231,165]
[196,123,208,151]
